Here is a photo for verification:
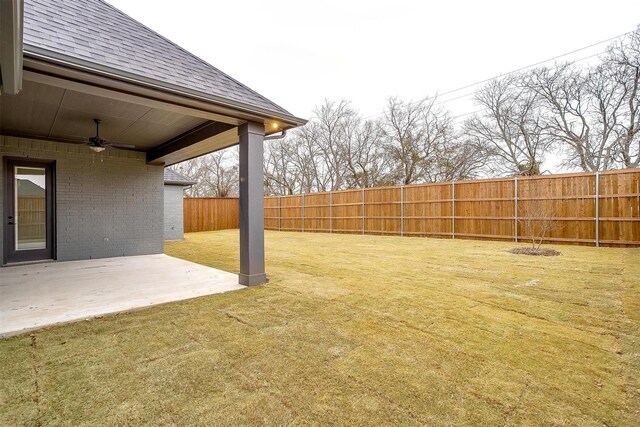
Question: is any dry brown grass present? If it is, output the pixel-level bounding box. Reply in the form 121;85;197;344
1;230;638;426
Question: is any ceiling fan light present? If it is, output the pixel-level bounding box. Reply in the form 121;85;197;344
89;145;106;153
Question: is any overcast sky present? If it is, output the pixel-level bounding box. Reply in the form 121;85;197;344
107;0;639;122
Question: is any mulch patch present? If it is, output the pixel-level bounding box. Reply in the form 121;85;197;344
508;247;561;256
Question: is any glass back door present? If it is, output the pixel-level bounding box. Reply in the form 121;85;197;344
4;159;55;263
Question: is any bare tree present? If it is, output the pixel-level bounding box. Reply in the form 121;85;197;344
313;99;358;191
430;135;488;182
383;96;453;184
173;149;238;197
181;29;640;199
464;74;551;176
170;156;208;197
605;26;640;168
518;200;561;250
342;119;392;188
524;62;623;172
263;124;334;195
264;138;303;195
296;122;333;192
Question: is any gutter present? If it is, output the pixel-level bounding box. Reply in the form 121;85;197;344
0;0;23;95
164;180;197;187
264;129;288;141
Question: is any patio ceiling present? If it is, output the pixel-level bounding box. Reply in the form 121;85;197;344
0;64;278;166
0;0;307;166
1;80;209;151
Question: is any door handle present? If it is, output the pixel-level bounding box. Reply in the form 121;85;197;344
8;222;15;226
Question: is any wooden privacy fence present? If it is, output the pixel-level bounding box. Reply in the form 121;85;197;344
17;196;46;242
263;169;640;247
183;198;239;233
182;170;640;246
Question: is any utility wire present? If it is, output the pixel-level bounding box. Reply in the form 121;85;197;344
433;50;607;110
361;30;633;121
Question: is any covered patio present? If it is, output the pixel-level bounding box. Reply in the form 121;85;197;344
1;0;305;296
0;254;243;337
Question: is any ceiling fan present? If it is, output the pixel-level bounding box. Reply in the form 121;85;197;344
87;119;135;152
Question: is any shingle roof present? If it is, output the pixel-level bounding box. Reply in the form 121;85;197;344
23;0;295;118
164;168;196;186
17;179;45;196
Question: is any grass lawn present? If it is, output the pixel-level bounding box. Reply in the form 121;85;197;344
1;230;639;426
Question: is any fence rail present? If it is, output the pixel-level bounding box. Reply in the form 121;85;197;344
184;169;640;247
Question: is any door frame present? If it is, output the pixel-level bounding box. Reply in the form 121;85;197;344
3;157;56;264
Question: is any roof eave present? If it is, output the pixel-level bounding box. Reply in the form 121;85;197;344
164;180;196;186
0;0;24;95
23;45;308;128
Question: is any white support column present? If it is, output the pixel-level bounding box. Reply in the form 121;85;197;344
238;122;267;286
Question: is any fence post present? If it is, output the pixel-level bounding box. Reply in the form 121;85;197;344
301;193;305;233
400;185;404;237
329;191;333;233
278;196;282;231
595;172;600;247
451;181;455;239
514;176;518;243
362;188;365;235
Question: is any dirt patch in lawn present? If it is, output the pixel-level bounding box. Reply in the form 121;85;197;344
508;247;561;256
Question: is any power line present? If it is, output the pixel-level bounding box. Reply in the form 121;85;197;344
451;109;483;122
432;50;606;108
413;49;623;125
361;29;633;121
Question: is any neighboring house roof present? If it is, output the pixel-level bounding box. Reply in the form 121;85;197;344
22;0;296;120
17;179;45;196
164;169;196;186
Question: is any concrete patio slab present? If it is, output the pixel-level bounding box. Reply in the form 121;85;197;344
0;254;243;337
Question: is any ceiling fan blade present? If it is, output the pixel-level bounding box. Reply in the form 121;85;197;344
106;141;136;149
85;120;136;150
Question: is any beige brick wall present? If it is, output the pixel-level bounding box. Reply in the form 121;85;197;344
0;136;164;263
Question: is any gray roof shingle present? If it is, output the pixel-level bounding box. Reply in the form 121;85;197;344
164;168;196;186
23;0;296;119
